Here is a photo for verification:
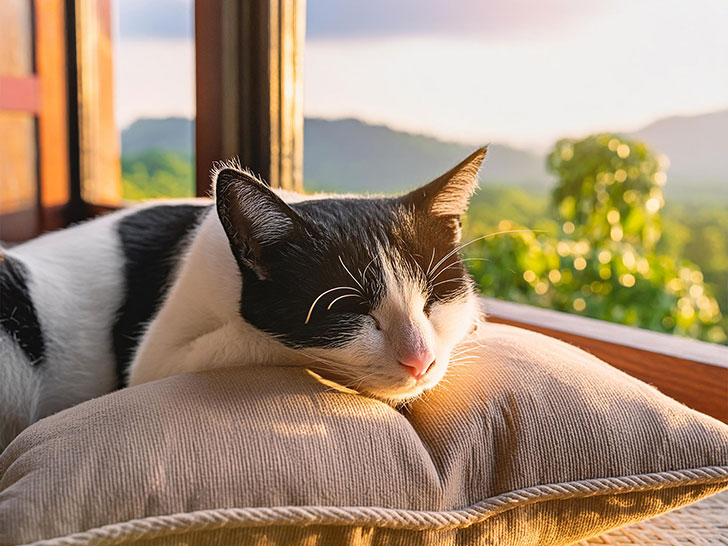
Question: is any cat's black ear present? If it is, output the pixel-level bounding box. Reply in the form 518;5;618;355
402;147;486;217
214;167;303;280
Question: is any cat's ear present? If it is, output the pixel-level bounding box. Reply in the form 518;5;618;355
214;167;303;280
402;147;486;217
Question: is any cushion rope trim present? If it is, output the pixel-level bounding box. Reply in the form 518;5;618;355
25;465;728;546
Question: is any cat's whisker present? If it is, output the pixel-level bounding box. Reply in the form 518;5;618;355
428;258;489;284
338;255;365;292
429;229;541;281
430;278;464;289
361;255;378;281
448;358;475;365
326;293;360;310
304;286;361;325
406;250;427;281
448;356;476;364
451;343;481;353
449;350;477;359
426;248;436;277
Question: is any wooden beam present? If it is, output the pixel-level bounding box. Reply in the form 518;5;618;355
195;0;304;195
73;0;121;206
482;298;728;423
195;0;225;196
35;0;70;215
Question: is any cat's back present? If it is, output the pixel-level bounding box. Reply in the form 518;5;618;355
1;199;211;420
110;200;212;379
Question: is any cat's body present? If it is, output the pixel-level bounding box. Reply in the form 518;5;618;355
0;199;210;447
0;149;486;450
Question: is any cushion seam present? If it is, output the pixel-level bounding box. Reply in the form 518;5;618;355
21;465;728;546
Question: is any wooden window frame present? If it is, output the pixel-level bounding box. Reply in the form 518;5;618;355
195;0;304;195
1;0;304;233
0;0;70;241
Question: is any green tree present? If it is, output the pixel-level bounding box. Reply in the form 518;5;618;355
466;134;726;344
121;151;194;200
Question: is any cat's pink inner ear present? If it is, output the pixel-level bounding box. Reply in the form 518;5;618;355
405;147;486;218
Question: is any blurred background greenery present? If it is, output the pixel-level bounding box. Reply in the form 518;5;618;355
464;134;726;344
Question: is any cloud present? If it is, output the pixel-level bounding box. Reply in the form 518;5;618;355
116;0;595;41
306;0;598;39
118;0;192;39
304;0;728;149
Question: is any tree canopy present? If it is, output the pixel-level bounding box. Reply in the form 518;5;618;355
466;134;725;344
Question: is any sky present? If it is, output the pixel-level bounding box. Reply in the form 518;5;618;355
113;0;728;151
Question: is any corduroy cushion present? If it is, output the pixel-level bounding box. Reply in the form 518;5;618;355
1;323;727;546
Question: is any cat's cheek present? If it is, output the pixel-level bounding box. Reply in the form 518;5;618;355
428;295;478;350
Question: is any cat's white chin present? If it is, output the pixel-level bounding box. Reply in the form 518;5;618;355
305;357;447;403
349;359;450;403
362;381;432;403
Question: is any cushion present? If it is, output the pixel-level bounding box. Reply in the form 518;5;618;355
1;323;727;546
576;489;728;544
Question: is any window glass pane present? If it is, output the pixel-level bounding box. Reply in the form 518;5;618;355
304;1;728;344
0;112;37;212
0;0;33;76
113;0;195;200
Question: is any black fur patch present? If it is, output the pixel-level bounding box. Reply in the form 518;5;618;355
226;195;470;349
0;251;45;365
113;204;210;387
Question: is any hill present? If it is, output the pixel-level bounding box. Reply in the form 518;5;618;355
628;109;728;200
120;110;727;199
302;118;547;194
121;117;194;157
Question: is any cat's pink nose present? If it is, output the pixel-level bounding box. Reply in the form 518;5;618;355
399;352;436;380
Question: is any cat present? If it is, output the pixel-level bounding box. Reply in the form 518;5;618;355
0;148;486;450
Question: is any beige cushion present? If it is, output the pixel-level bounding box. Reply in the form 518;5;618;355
1;323;727;546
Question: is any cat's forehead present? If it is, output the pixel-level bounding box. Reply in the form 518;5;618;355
289;196;466;302
290;196;450;256
292;196;401;235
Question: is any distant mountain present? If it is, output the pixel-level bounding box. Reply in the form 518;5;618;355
628;110;728;196
303;113;728;196
303;118;548;194
120;110;727;198
121;117;194;157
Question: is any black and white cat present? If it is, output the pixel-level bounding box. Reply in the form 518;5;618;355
0;148;486;450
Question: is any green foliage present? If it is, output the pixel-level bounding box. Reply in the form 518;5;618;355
121;151;194;201
548;135;666;250
659;203;728;316
466;134;726;344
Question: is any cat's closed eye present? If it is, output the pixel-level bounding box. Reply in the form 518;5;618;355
370;315;382;330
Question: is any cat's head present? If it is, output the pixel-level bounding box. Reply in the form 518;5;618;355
214;148;486;402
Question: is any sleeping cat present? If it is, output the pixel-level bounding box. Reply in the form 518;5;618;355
0;148;486;450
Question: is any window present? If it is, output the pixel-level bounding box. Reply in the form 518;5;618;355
113;0;196;201
0;0;302;241
303;0;728;344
